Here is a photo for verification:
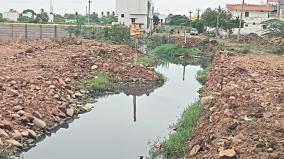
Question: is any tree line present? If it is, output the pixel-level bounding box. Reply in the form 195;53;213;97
0;9;117;25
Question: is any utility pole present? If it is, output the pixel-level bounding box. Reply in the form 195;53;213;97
277;0;281;18
196;9;201;20
237;0;245;43
189;11;192;21
216;5;221;38
88;0;92;25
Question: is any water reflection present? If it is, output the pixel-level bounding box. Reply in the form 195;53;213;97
18;64;201;159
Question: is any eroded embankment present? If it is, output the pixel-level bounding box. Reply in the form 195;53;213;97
188;52;284;158
0;39;161;154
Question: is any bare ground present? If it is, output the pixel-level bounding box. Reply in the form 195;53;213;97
187;52;284;158
0;39;160;151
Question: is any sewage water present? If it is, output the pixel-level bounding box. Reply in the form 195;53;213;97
20;64;202;159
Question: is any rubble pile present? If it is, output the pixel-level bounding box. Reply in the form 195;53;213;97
0;39;160;151
269;37;284;46
187;52;284;158
233;33;268;46
170;36;204;48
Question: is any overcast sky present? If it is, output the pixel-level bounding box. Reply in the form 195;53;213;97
1;0;265;15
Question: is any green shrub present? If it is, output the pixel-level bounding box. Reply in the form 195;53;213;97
137;53;159;66
163;101;204;158
79;72;120;92
272;47;284;55
197;65;212;84
238;46;251;54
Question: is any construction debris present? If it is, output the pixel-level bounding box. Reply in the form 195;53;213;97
187;51;284;158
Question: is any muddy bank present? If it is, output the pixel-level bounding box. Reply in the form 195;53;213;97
0;39;161;153
187;52;284;158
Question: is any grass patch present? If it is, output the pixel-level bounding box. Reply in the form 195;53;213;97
163;101;204;158
272;46;284;55
78;72;120;92
0;150;11;159
197;65;212;84
155;44;202;58
237;46;251;54
137;53;159;66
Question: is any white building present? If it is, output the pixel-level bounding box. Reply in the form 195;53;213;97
2;10;20;21
227;4;275;35
116;0;154;32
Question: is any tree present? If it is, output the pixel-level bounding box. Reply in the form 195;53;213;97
153;15;160;26
262;19;284;38
89;12;99;23
168;15;189;26
201;8;238;33
22;9;36;18
18;9;36;23
54;14;65;23
35;9;49;23
190;20;205;33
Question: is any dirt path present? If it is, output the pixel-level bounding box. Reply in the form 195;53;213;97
0;40;160;152
188;52;284;158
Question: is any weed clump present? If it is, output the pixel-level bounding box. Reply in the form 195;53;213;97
78;72;120;92
154;44;202;58
197;65;212;84
163;101;204;158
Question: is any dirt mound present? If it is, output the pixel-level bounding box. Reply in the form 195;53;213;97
269;37;284;46
230;33;268;46
0;39;160;152
187;52;284;158
170;36;204;48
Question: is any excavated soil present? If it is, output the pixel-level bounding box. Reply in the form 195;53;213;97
187;52;284;158
0;39;160;151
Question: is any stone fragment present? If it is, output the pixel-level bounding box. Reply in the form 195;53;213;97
189;145;201;157
32;118;47;129
219;149;236;159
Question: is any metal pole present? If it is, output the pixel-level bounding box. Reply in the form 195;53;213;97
184;30;187;44
277;0;281;18
40;25;42;40
197;9;201;20
54;25;57;39
88;0;92;25
216;6;221;38
24;24;28;40
237;0;245;43
10;24;14;40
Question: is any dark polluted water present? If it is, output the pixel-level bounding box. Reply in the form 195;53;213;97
19;64;202;159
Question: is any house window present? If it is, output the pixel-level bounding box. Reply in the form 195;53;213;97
245;12;249;17
121;14;124;18
262;25;267;29
131;18;136;23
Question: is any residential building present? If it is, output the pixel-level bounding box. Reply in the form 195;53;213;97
116;0;154;32
267;0;284;18
2;9;20;21
227;4;274;35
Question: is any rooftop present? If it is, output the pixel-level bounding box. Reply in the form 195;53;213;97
226;4;273;11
